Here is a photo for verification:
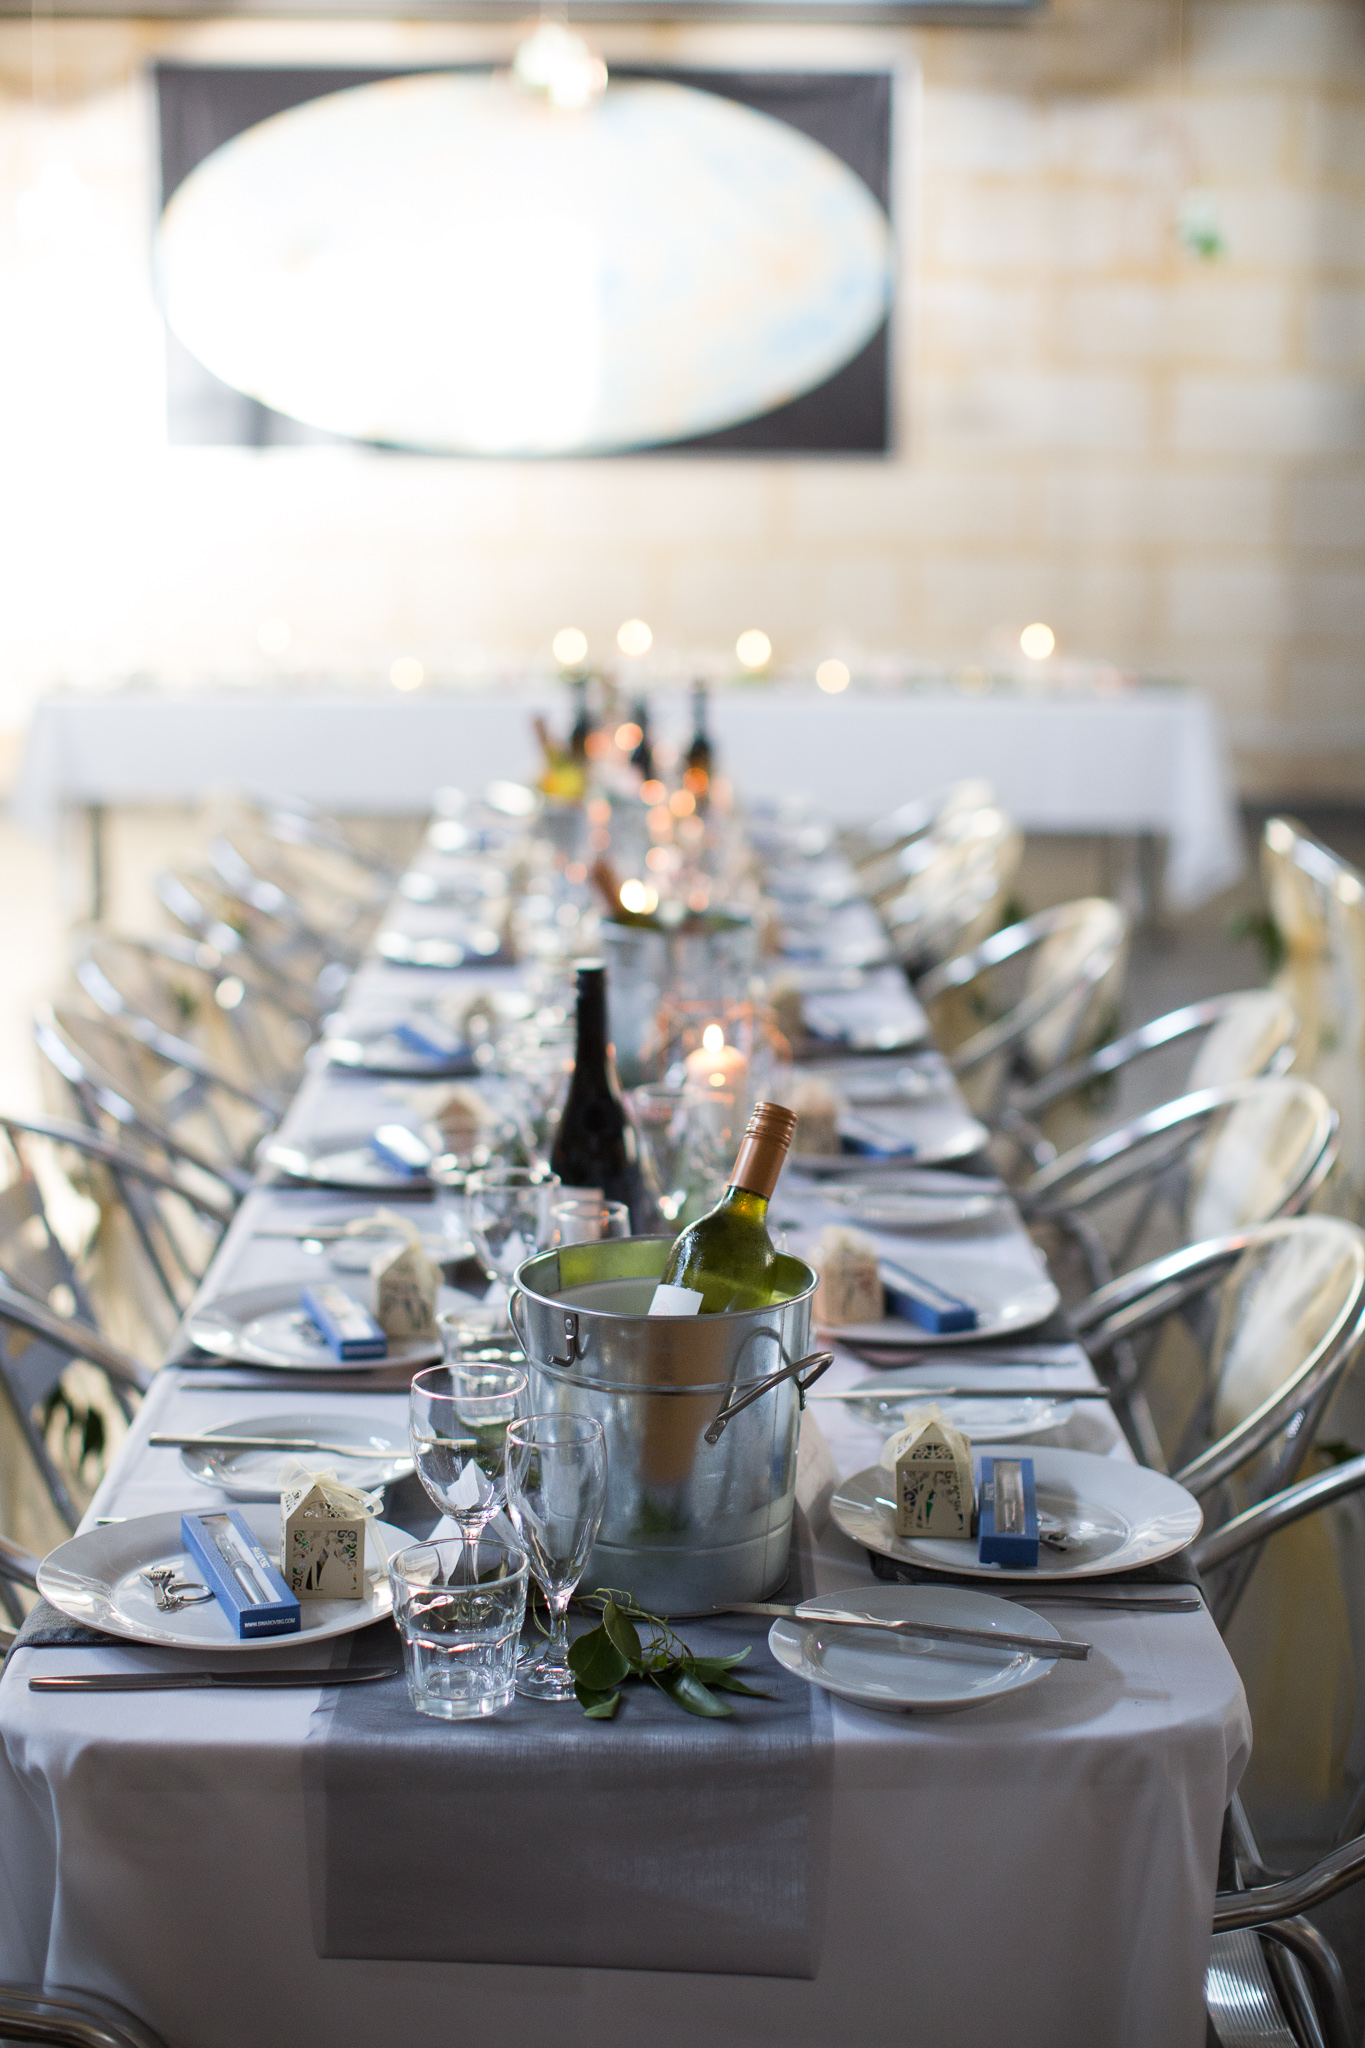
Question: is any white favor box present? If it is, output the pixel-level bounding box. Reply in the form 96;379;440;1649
281;1480;366;1600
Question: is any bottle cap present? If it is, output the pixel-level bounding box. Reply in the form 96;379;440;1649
730;1100;798;1201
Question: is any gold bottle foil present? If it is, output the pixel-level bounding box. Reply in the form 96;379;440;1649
729;1101;797;1200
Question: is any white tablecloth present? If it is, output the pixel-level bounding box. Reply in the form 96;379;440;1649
11;683;1243;910
0;922;1251;2048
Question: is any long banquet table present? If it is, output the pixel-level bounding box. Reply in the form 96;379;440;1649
0;827;1251;2048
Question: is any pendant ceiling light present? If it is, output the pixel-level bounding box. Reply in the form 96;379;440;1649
156;68;892;457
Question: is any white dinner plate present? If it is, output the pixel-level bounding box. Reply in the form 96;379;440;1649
787;1104;989;1174
823;1174;1002;1231
262;1130;432;1191
815;1249;1060;1349
179;1409;413;1499
279;1207;468;1273
184;1282;444;1370
324;1030;477;1079
830;1447;1203;1581
37;1504;415;1652
768;1582;1060;1714
853;1377;1074;1447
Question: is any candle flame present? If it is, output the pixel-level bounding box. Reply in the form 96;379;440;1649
702;1024;725;1053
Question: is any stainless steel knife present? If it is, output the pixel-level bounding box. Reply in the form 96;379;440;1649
28;1666;398;1692
724;1600;1090;1661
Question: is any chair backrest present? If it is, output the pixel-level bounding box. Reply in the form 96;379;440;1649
1260;821;1365;1231
156;866;340;1015
36;1004;266;1182
0;1113;230;1354
879;808;1023;974
1019;898;1129;1076
850;778;996;871
76;931;308;1102
1198;1216;1365;1496
1186;988;1299;1092
0;1274;152;1538
1186;1076;1338;1242
921;897;1128;1091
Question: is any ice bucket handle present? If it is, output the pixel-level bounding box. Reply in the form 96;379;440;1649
508;1289;587;1371
703;1350;834;1447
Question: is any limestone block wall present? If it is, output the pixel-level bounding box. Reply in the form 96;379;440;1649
0;0;1360;795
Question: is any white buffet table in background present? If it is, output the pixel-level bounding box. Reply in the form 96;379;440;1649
11;682;1243;915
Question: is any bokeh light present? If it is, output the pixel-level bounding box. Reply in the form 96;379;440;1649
735;628;771;670
1020;622;1056;661
552;626;588;668
617;618;653;657
816;658;850;694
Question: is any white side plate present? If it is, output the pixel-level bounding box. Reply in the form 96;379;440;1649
179;1409;412;1499
768;1582;1060;1713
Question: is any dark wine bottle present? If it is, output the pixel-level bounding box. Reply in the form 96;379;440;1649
568;675;593;764
684;680;712;798
629;699;654;782
550;960;649;1227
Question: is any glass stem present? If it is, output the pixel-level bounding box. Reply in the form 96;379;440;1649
547;1590;572;1668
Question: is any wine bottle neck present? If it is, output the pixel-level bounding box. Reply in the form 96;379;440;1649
719;1183;770;1226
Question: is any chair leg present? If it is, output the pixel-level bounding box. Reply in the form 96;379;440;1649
1259;1918;1356;2048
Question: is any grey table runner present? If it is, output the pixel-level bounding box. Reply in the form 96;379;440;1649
305;1531;835;1979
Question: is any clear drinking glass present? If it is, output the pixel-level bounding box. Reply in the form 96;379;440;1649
550;1197;630;1246
409;1361;528;1577
388;1533;528;1721
466;1166;561;1308
629;1083;691;1222
505;1414;608;1703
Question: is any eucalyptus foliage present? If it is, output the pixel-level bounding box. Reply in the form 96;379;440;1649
567;1589;775;1721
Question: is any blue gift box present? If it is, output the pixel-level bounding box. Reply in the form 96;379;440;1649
302;1284;388;1361
976;1455;1039;1569
181;1509;301;1640
881;1260;979;1335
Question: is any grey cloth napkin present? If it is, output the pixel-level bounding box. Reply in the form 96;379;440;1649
304;1530;834;1979
6;1598;117;1650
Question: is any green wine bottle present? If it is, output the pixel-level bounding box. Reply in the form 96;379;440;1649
659;1102;798;1314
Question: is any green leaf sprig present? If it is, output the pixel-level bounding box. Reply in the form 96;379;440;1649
567;1589;776;1721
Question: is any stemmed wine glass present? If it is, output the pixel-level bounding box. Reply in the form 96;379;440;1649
466;1166;560;1318
504;1414;608;1702
409;1362;528;1580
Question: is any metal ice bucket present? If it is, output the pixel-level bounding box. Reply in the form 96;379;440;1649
509;1237;830;1614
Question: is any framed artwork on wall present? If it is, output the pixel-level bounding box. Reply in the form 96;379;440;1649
156;60;896;457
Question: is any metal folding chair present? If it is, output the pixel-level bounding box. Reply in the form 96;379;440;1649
0;1983;168;2047
0;1279;152;1536
0;1515;40;1642
155;866;346;1017
1003;988;1299;1170
35;1005;271;1184
1021;1076;1338;1286
873;805;1024;976
75;930;310;1105
1076;1217;1365;1541
916;897;1129;1118
846;777;998;887
0;1114;231;1346
1192;1454;1365;2048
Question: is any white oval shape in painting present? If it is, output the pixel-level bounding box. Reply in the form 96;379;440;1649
156;73;893;456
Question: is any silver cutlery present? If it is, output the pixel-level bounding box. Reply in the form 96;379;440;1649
1001;1590;1200;1611
149;1432;404;1460
28;1667;397;1692
723;1599;1090;1661
806;1385;1112;1403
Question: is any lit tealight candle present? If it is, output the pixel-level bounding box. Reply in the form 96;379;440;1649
684;1022;749;1097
